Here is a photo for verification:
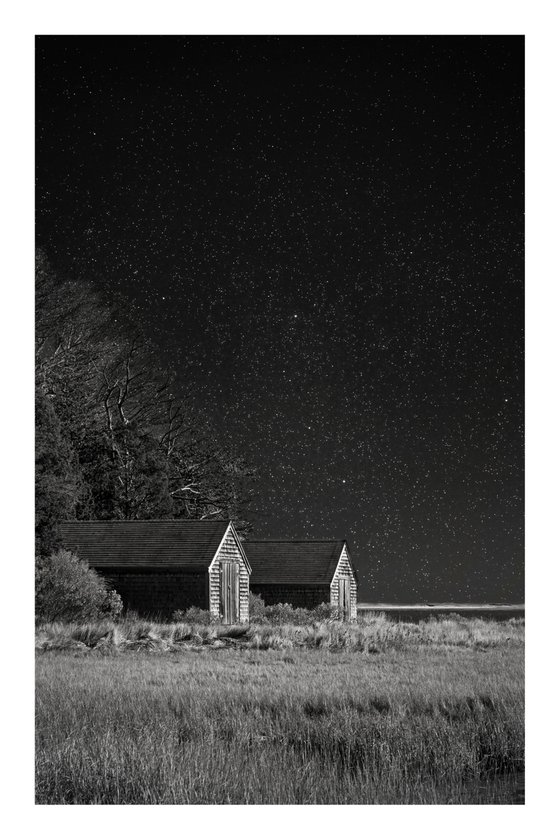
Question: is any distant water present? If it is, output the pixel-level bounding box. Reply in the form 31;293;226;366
357;605;525;623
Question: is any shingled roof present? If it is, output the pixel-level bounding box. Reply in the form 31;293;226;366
60;520;234;569
243;540;347;585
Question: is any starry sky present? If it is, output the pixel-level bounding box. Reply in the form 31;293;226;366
35;35;524;603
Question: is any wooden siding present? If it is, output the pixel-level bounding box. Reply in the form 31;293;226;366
99;569;207;618
209;525;250;622
330;546;358;620
220;561;239;623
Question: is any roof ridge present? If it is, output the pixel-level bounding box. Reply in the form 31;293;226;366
245;539;343;543
61;519;231;524
59;520;236;570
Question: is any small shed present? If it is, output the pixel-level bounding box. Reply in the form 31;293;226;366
244;540;358;620
60;520;251;622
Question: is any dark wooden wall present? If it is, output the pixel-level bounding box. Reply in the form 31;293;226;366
251;584;331;610
98;568;208;618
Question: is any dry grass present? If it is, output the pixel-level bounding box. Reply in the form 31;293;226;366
35;613;525;653
35;616;524;804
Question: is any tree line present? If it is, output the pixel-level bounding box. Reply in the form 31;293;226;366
35;251;255;557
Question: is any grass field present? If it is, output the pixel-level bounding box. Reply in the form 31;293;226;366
35;616;524;804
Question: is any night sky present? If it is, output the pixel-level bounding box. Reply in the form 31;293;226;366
35;36;524;603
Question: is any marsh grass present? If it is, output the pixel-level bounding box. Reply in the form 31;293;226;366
35;616;524;804
35;613;524;653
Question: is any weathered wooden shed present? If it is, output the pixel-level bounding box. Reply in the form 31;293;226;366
244;540;358;621
60;520;251;622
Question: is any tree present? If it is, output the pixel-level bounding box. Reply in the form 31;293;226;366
35;251;256;532
170;442;254;533
36;250;120;409
35;384;83;556
93;336;255;526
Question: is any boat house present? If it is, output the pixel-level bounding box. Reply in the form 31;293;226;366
244;540;358;620
60;520;251;622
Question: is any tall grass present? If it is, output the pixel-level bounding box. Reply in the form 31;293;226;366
35;616;524;804
35;613;525;653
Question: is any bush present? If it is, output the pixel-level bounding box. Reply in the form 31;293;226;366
169;601;343;626
259;602;340;625
36;550;123;623
263;603;301;624
248;591;266;620
171;607;212;624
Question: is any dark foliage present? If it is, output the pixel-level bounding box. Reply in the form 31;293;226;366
36;550;123;622
35;252;255;536
35;384;83;556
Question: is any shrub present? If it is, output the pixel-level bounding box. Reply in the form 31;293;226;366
263;603;300;625
311;602;340;622
261;603;339;625
36;550;123;623
248;591;266;620
171;600;343;626
171;607;212;624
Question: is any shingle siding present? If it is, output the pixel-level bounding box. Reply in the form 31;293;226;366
209;526;250;622
330;545;358;620
101;569;207;618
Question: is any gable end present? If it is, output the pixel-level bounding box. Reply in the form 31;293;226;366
208;522;251;622
330;543;358;620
